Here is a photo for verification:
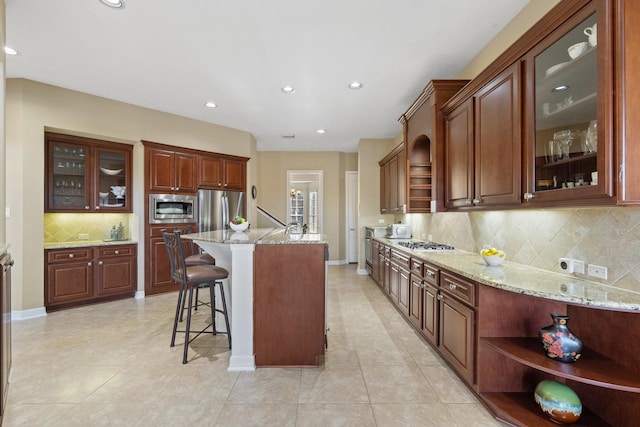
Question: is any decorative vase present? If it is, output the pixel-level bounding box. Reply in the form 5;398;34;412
538;313;583;363
534;380;582;424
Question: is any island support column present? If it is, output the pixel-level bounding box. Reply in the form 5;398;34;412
228;243;256;371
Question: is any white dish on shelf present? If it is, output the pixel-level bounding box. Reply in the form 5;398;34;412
100;167;123;175
104;203;124;207
545;62;570;77
98;191;110;198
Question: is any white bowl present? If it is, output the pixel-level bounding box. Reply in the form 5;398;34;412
482;252;506;266
99;192;110;198
100;167;123;175
229;222;249;231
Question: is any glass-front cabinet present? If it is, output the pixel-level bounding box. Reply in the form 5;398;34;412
46;133;132;212
525;1;613;205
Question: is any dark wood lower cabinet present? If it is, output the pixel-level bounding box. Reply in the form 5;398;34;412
45;244;136;311
438;290;475;385
145;225;180;295
369;242;640;425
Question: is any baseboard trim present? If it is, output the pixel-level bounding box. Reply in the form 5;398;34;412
135;291;145;299
12;306;47;321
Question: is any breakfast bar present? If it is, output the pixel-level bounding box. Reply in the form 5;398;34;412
182;228;328;371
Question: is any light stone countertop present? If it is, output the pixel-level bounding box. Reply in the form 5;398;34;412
44;240;138;249
0;244;9;257
377;238;640;312
182;228;328;245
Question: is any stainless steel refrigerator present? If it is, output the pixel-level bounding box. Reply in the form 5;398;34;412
197;189;246;232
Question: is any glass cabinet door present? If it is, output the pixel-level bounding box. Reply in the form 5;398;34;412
49;142;89;210
528;2;612;203
96;148;128;210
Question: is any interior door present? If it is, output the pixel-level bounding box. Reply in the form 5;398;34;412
346;171;358;264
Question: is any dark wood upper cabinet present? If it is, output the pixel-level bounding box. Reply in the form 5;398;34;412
474;63;522;208
199;154;247;191
400;80;469;213
439;0;640;209
523;0;615;206
379;144;405;214
147;147;197;193
45;133;132;212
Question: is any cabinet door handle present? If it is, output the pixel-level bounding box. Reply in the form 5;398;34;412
68;254;74;258
449;283;457;291
99;261;103;265
437;293;443;301
524;192;535;201
85;206;90;210
472;198;481;205
426;269;435;278
114;250;120;255
95;206;100;210
88;262;92;266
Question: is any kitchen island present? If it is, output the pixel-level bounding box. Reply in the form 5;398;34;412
182;228;328;371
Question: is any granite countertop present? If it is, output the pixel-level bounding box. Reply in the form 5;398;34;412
44;239;138;249
182;228;329;245
376;237;640;311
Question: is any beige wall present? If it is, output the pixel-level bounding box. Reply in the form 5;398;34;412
256;151;357;262
455;0;561;79
356;137;397;268
0;0;6;244
6;79;257;311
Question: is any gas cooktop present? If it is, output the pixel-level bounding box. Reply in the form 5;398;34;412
397;241;455;252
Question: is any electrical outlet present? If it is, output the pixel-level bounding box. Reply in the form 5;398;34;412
559;258;574;273
79;233;90;240
427;234;432;242
588;264;608;280
378;219;385;224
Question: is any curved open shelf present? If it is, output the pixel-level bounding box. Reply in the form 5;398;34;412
481;337;640;393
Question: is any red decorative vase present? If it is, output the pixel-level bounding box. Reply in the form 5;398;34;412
538;314;583;363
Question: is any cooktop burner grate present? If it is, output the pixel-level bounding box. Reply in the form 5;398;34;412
397;241;455;251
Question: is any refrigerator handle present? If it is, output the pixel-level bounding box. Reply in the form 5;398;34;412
222;196;228;228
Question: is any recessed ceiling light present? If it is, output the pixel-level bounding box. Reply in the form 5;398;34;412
552;85;569;92
100;0;124;8
281;134;296;139
204;101;217;108
281;86;295;94
348;81;363;90
316;129;326;134
4;46;18;56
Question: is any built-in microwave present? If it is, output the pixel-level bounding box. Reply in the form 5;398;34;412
149;194;197;224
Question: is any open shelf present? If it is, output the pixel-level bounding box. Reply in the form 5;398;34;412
482;337;640;393
481;392;611;426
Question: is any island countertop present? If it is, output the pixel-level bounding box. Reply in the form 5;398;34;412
182;228;328;245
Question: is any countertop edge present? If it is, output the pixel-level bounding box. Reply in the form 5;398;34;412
44;240;138;249
375;237;640;312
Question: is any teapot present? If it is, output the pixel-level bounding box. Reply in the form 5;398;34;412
584;23;597;47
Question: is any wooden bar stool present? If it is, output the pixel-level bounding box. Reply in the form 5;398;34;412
173;225;215;319
162;229;231;364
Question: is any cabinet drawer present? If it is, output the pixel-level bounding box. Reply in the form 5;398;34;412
390;250;410;271
46;248;93;264
97;245;137;258
441;273;476;306
423;263;439;287
410;258;423;276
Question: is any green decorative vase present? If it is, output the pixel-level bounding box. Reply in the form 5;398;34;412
534;380;582;424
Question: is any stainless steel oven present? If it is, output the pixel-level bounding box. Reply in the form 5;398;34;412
149;194;197;224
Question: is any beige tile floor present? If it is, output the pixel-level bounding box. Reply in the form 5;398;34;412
3;265;503;426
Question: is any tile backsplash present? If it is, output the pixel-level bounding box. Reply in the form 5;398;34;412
44;213;133;243
405;207;640;295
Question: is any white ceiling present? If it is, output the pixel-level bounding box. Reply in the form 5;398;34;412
5;0;530;152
